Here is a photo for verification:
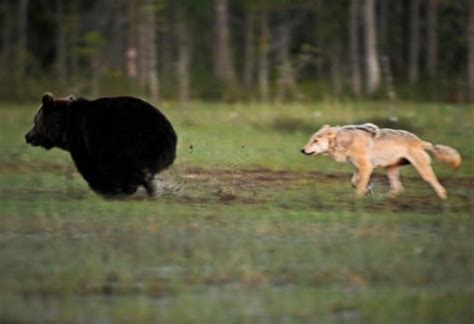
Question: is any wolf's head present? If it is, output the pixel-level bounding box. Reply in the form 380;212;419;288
300;124;338;156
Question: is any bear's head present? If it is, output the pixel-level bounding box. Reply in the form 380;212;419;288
25;92;74;151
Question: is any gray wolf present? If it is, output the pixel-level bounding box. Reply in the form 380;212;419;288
301;123;461;199
25;92;177;196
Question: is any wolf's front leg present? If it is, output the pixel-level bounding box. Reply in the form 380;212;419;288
352;169;378;194
355;163;373;197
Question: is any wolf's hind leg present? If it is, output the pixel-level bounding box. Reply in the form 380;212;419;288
385;166;404;196
408;150;447;199
350;170;360;188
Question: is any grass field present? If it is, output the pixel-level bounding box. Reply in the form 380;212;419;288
0;100;473;323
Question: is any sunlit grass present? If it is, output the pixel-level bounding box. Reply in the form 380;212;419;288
0;100;473;323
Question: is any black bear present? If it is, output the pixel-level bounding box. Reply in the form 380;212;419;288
25;92;177;196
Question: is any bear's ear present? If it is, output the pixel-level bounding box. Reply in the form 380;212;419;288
66;95;76;102
42;92;55;105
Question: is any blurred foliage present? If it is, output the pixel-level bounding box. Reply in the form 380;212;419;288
0;0;472;102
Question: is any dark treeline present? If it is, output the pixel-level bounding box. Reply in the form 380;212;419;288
0;0;473;102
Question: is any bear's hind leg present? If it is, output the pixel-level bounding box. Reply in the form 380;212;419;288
143;180;156;197
121;184;139;195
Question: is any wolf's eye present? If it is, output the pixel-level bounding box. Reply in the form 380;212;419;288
313;139;318;143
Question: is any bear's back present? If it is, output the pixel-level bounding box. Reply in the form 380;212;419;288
70;96;176;147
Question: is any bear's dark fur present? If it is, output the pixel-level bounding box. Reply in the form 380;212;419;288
25;93;177;196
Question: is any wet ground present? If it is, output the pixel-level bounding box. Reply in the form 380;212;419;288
1;101;472;323
2;159;472;214
167;167;474;213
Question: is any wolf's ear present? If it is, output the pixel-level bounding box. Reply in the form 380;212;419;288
318;124;331;132
42;92;55;105
326;126;340;139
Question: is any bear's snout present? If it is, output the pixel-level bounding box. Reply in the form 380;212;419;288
25;132;33;144
25;130;38;145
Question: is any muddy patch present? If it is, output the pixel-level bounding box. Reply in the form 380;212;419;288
4;164;473;214
168;167;473;214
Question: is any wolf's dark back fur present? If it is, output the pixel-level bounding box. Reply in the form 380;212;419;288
342;123;380;137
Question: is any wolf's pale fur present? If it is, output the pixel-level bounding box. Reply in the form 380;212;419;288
301;123;461;199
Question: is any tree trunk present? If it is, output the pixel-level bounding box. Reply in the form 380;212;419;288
69;0;80;84
91;55;100;97
364;0;380;94
276;22;290;102
16;0;28;79
1;0;12;79
391;0;404;77
276;21;302;102
258;6;269;102
378;0;388;55
243;10;256;89
426;0;438;78
330;43;342;96
160;5;172;82
349;0;362;97
381;55;398;121
176;5;190;103
469;0;474;102
136;0;159;101
214;0;236;83
56;0;67;86
126;1;138;78
408;0;421;83
144;0;159;102
137;12;147;95
108;0;126;72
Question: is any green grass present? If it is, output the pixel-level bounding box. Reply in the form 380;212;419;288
0;100;473;323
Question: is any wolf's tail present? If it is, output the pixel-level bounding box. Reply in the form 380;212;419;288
423;141;462;170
